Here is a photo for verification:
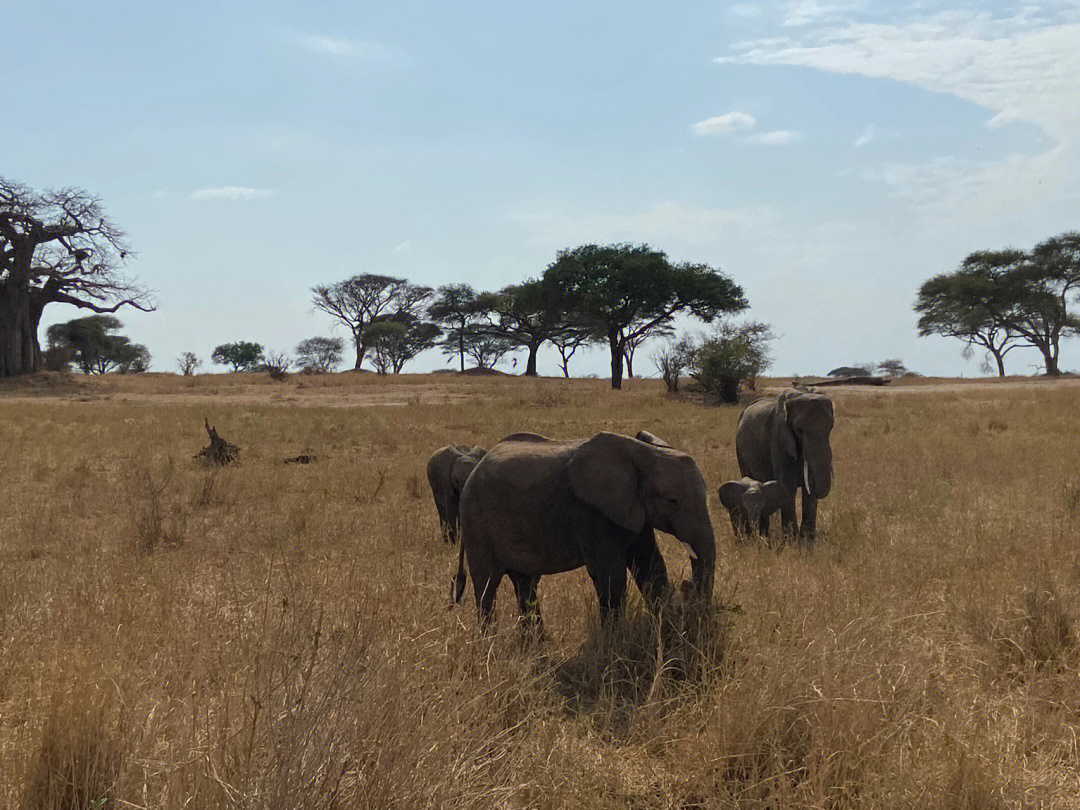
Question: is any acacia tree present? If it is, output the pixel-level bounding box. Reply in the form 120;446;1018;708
1015;235;1080;376
211;341;263;372
624;323;674;378
428;284;483;372
295;336;344;372
475;281;571;376
312;274;432;369
363;317;441;374
542;243;747;389
46;314;149;374
457;328;517;370
0;178;151;378
915;255;1027;377
550;325;594;378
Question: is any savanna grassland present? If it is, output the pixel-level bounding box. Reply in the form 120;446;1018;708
2;371;1080;809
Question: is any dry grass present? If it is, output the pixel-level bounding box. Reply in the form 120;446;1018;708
2;372;1080;808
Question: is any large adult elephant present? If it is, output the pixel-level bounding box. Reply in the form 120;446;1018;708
456;431;715;631
735;389;834;541
426;445;486;544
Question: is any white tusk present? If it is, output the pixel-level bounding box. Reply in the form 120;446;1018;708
687;545;698;560
803;459;813;498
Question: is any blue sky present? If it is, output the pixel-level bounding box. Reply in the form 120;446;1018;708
4;0;1080;376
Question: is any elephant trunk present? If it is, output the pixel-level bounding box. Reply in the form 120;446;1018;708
685;523;716;597
801;439;833;499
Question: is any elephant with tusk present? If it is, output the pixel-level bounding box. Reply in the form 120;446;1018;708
735;389;834;541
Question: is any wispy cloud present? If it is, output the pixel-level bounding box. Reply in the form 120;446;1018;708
693;111;757;136
190;187;275;202
297;33;398;65
854;123;875;148
717;6;1080;226
392;239;411;253
753;129;801;145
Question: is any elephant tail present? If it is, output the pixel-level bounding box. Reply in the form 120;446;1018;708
451;531;468;605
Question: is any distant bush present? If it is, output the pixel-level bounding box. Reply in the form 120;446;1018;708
689;321;774;404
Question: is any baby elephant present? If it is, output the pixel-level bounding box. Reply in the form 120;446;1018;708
718;477;785;538
427;445;486;544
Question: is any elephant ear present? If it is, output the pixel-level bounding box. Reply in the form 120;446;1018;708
718;479;750;511
776;391;799;458
759;480;784;510
635;430;672;448
567;433;646;533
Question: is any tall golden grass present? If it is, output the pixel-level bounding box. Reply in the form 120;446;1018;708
2;372;1079;808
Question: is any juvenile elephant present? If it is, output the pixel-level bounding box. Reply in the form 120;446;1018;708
426;445;486;544
718;477;784;538
735;389;834;541
456;431;715;631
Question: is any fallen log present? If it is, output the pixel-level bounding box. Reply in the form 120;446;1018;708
804;375;892;387
195;418;240;465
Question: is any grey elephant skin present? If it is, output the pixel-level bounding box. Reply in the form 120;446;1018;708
426;445;486;544
735;389;834;540
456;431;715;630
718;477;784;538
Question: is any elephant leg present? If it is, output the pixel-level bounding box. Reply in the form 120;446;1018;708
472;570;501;632
779;494;799;539
757;513;770;537
626;528;670;610
509;572;544;639
799;494;819;543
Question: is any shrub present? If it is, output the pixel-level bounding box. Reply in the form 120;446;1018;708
690;321;774;404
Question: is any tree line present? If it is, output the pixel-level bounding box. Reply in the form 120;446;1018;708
5;176;1079;384
311;243;746;389
915;233;1080;376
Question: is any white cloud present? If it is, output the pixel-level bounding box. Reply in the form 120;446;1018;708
392;239;411;253
693;111;757;136
717;6;1080;226
782;0;861;28
189;187;275;202
720;10;1080;142
151;190;167;200
753;129;801;145
299;34;397;65
854;123;875;147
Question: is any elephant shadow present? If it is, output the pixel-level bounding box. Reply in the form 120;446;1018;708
546;594;736;728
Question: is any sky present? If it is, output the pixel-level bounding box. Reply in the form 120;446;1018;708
3;0;1080;377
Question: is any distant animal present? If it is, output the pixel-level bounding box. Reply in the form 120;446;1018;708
735;389;834;541
456;431;715;632
718;477;785;538
426;445;486;544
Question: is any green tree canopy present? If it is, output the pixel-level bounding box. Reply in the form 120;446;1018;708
474;280;572;376
312;274;432;369
690;320;774;404
45;315;149;374
428;284;483;372
363;317;441;374
211;341;264;372
541;243;747;388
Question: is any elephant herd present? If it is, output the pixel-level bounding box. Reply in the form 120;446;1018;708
426;388;835;632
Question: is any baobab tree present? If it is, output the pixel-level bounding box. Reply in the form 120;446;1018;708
0;177;151;377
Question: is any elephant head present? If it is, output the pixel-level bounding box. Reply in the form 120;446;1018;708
567;432;715;596
776;389;834;499
718;477;784;535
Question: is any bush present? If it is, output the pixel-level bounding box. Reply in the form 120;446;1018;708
652;337;696;393
690;321;774;404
